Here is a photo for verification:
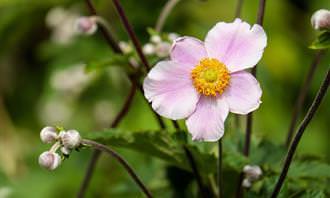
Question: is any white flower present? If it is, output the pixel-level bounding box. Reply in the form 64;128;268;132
151;35;162;43
243;165;263;181
45;7;67;28
40;126;58;144
119;41;132;54
242;178;252;188
38;151;61;170
74;16;98;35
60;146;71;155
61;130;81;149
143;43;155;55
311;9;330;30
155;42;171;58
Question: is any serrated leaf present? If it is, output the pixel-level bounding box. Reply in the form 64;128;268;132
288;161;330;180
85;54;132;73
310;31;330;50
83;129;247;174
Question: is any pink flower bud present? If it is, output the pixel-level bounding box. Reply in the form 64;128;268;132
40;126;58;144
61;130;81;149
38;151;61;170
61;147;71;155
311;9;330;30
243;165;263;181
75;17;97;35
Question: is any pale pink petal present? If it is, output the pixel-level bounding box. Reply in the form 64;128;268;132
143;60;199;120
205;18;267;72
223;71;262;114
186;96;229;142
170;36;207;67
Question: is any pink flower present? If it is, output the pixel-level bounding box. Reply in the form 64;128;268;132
143;19;267;141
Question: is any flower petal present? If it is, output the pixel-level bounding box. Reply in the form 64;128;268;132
186;96;229;142
143;60;199;120
205;18;267;72
223;71;262;114
170;36;207;67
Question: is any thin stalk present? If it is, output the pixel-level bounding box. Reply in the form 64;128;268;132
155;0;181;32
234;0;244;18
183;146;206;197
85;0;121;53
271;69;329;198
111;0;150;71
81;139;153;198
172;120;180;130
217;139;223;198
285;51;325;147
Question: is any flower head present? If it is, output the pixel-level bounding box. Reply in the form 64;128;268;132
40;126;58;144
61;130;81;149
143;19;267;141
38;151;61;170
311;9;330;30
74;16;98;35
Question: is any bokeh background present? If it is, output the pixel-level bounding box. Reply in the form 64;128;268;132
0;0;329;197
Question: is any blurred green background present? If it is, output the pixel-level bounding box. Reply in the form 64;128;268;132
0;0;329;197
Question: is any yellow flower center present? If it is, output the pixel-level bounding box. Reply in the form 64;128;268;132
191;58;230;97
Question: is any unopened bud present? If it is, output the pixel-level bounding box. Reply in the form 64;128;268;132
168;33;179;41
75;17;98;35
61;130;81;149
311;9;330;30
242;178;252;188
151;35;162;43
40;126;58;144
143;43;155;55
243;165;263;181
119;41;132;54
155;42;171;58
38;151;61;170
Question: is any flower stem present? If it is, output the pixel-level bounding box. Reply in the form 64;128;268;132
217;139;224;198
155;0;181;32
183;146;207;197
271;69;329;198
285;50;325;147
111;0;150;71
85;0;121;53
81;139;153;198
234;0;244;18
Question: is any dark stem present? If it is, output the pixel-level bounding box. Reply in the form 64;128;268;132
172;120;180;130
81;139;153;198
256;0;266;26
86;0;121;53
234;0;244;18
272;69;330;197
217;139;224;198
183;146;206;197
271;69;329;198
111;0;150;71
285;50;324;147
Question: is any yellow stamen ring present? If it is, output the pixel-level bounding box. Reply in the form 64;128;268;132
191;58;230;97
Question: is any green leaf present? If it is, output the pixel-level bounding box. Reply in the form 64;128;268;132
83;129;247;174
310;31;330;50
288;161;330;180
85;54;132;73
301;190;326;198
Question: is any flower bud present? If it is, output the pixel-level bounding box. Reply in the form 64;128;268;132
243;165;263;181
168;33;179;41
74;17;98;35
40;126;58;144
151;35;162;43
38;151;61;170
155;42;171;58
242;178;252;188
61;130;81;149
311;9;330;30
143;43;155;55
